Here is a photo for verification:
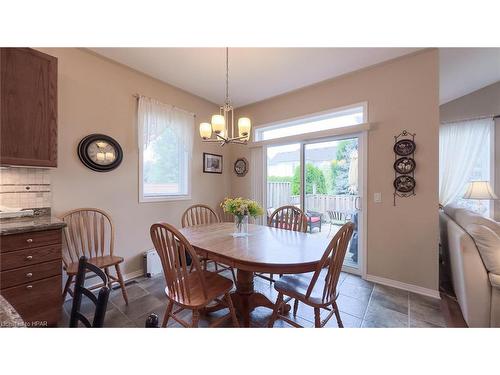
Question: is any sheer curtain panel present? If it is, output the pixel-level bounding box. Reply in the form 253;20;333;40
439;118;493;206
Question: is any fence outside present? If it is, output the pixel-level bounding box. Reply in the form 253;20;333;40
267;181;291;209
267;181;358;215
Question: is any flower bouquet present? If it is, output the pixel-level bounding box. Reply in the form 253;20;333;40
221;197;264;237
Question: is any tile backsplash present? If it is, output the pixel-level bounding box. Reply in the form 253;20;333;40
0;167;51;210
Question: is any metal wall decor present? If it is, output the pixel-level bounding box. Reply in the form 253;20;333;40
393;130;416;205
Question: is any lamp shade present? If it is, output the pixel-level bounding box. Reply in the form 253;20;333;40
211;115;225;134
199;122;212;139
463;181;498;200
238;117;251;140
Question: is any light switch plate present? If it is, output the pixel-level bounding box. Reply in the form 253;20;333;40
374;192;382;203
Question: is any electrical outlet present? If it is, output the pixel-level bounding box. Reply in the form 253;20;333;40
374;192;382;203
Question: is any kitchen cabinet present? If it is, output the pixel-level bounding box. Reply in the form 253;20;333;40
0;48;58;167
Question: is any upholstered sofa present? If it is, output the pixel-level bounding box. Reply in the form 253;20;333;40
440;205;500;327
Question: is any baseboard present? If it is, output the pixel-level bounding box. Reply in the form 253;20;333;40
365;274;441;299
124;269;145;282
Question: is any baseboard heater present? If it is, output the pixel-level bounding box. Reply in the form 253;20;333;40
143;249;162;278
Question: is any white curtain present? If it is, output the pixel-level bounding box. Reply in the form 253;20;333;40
439;118;493;206
138;96;194;155
250;146;265;225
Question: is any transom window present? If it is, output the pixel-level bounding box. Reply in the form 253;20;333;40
254;104;366;142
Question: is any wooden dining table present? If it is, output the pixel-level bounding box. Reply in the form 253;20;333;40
179;222;331;327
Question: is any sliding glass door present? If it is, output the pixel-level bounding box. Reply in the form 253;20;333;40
266;143;301;216
265;134;363;272
304;137;360;269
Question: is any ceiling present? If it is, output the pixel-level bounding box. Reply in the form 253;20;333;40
439;48;500;104
90;48;500;107
90;48;419;107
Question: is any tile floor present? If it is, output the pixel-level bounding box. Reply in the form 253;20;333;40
59;270;446;328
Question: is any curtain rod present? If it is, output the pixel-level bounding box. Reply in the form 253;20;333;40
441;114;499;125
133;93;196;117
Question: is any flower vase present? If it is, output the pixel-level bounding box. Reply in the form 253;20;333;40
233;214;249;237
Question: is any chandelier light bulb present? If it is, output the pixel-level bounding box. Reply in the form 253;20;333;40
211;114;225;134
199;122;212;140
238;117;251;140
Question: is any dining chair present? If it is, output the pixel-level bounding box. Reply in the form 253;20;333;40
327;210;346;236
69;256;110;328
181;204;236;282
60;208;128;305
259;205;308;284
268;222;355;328
150;222;239;328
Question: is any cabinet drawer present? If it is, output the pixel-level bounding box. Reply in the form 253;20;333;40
0;244;61;271
1;275;61;327
1;229;62;252
1;260;61;289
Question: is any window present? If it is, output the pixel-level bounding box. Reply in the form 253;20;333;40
455;130;493;216
254;103;366;141
138;96;194;202
439;118;494;217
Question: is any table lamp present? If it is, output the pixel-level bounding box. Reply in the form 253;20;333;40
463;181;498;215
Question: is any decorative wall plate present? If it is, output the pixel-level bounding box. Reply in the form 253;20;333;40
393;139;416;156
78;134;123;172
393;157;416;174
234;157;249;177
393;175;416;193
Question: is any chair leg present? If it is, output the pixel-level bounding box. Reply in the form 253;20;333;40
293;299;299;317
267;292;284;328
191;310;200;328
269;273;274;285
333;301;343;328
162;300;174;328
104;267;113;289
314;307;321;328
114;264;129;305
230;267;237;284
62;275;74;300
225;293;239;328
214;262;218;271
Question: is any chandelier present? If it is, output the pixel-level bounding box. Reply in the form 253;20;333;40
199;48;251;146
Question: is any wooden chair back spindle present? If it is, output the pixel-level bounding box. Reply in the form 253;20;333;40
150;223;208;303
306;222;354;304
181;204;220;228
268;205;308;233
61;208;114;270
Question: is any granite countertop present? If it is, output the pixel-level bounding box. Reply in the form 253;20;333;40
0;215;66;236
0;295;25;328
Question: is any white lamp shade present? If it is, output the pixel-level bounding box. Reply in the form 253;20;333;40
211;115;225;134
463;181;498;200
238;117;251;140
199;122;212;139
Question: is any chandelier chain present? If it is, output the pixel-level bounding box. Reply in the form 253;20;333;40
225;47;229;104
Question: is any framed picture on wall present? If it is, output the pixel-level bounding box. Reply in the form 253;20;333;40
203;152;223;174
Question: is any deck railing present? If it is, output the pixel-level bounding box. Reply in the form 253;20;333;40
267;181;358;215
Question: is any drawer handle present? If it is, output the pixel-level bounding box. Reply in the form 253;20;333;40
26;255;33;260
26;285;33;290
26;273;33;278
26;238;33;243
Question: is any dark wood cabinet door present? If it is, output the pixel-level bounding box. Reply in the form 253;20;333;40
0;48;57;167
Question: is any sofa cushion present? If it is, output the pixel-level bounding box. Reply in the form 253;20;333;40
455;210;500;237
467;224;500;274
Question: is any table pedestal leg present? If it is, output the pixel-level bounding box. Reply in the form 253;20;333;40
230;269;290;327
